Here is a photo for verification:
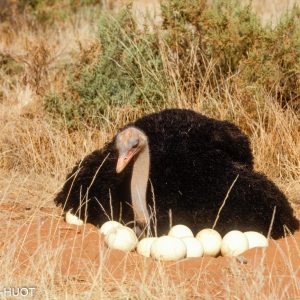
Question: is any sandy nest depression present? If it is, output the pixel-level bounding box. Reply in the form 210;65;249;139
2;201;299;299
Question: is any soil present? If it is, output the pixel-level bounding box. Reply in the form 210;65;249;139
2;201;299;299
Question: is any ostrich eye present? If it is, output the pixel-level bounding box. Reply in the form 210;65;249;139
131;139;139;149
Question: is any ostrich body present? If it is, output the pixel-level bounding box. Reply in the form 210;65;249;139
54;109;299;238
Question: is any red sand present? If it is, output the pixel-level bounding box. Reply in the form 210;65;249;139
7;217;300;298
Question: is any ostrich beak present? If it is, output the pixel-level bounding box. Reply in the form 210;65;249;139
116;148;138;173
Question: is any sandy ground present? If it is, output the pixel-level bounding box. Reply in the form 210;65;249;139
1;199;299;299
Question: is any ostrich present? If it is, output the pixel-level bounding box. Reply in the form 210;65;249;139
54;109;299;238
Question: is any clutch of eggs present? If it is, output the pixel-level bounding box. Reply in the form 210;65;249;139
101;221;268;260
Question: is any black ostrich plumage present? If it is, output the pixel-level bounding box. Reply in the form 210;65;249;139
54;109;299;238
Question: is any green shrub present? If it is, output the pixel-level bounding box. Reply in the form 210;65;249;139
160;0;264;103
238;6;300;108
45;11;168;128
163;0;262;72
44;0;300;128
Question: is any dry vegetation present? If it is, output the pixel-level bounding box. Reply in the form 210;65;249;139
0;0;299;299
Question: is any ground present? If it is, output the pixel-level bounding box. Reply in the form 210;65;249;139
0;170;299;299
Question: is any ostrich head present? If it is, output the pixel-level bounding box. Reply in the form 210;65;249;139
115;127;148;173
115;127;150;231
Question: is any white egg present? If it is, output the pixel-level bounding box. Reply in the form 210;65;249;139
221;230;249;257
195;228;222;257
150;236;187;261
100;220;123;236
244;231;268;249
65;211;84;226
105;226;138;252
137;237;158;257
168;224;194;239
182;237;204;258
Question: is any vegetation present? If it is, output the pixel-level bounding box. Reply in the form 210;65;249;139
45;11;168;128
0;0;299;298
43;0;300;129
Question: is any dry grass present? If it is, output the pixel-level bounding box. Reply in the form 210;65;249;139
0;0;299;299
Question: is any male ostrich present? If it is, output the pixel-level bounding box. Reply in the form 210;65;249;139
54;109;299;239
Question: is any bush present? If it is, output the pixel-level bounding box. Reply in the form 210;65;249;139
45;10;168;128
163;0;262;72
237;6;300;108
160;0;264;103
44;0;300;128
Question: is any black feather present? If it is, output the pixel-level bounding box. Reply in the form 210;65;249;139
54;109;299;238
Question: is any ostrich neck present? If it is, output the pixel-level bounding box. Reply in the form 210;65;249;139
131;144;150;226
